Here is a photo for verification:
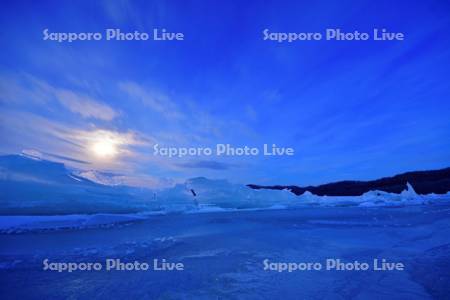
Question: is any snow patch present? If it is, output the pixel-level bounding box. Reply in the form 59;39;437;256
0;213;148;232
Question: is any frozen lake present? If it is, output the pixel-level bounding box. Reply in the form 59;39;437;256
1;203;450;299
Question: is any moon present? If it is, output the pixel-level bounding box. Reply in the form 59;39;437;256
92;138;117;158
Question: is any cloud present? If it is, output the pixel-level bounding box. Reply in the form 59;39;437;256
118;81;183;120
0;75;260;186
21;149;91;165
68;128;150;157
0;74;119;121
175;160;236;170
54;89;118;121
101;0;143;26
117;81;259;147
1;108;175;188
0;109;151;170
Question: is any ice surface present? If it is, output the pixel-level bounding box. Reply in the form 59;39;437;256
1;203;450;298
1;157;450;298
0;213;151;232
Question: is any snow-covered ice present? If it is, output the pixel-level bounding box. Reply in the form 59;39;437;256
1;202;450;299
2;155;450;298
1;179;449;232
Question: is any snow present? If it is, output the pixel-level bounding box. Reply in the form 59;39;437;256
1;203;450;298
155;177;298;212
1;180;449;232
3;155;449;217
0;213;150;232
1;156;450;297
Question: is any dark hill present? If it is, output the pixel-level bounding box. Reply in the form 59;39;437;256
248;167;450;196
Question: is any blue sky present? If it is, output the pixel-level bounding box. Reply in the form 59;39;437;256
1;0;450;187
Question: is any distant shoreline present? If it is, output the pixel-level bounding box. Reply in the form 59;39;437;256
248;167;450;196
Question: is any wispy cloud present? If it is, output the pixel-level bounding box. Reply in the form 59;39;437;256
21;149;91;165
0;108;177;187
0;109;147;167
119;81;183;120
101;0;144;26
176;160;236;170
0;74;119;121
118;81;258;145
54;89;118;121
